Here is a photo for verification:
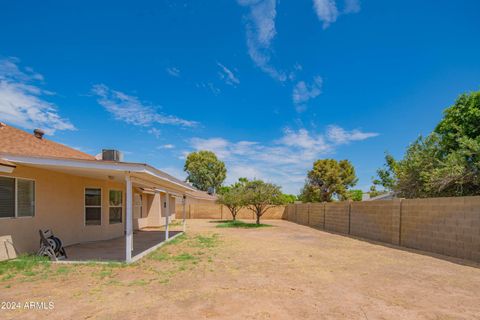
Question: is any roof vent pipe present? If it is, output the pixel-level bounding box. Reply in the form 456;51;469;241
33;129;45;139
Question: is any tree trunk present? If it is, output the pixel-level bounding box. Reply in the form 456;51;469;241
256;214;260;225
232;213;236;221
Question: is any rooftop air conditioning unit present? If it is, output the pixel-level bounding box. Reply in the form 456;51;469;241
102;149;124;162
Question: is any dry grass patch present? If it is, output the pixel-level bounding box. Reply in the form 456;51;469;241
0;232;221;290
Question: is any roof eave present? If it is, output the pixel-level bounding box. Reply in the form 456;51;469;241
1;153;195;192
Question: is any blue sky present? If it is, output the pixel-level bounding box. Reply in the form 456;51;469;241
1;0;479;194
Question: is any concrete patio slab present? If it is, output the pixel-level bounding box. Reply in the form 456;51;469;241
64;230;182;262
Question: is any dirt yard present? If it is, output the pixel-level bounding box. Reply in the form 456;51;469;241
1;219;480;319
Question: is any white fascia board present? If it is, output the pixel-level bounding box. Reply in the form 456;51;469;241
154;188;183;197
0;164;15;173
143;166;195;192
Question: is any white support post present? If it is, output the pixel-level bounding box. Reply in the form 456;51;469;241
125;174;133;262
165;192;170;240
182;195;186;232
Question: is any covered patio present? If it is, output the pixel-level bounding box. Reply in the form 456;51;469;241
64;230;183;262
1;154;194;262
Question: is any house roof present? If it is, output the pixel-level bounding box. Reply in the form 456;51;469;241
0;123;95;160
187;189;218;201
0;122;196;193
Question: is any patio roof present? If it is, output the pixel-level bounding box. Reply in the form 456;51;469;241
0;153;196;193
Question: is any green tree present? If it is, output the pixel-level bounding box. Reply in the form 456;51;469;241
279;194;297;204
373;154;398;191
216;185;244;221
184;151;227;192
346;189;363;201
242;179;285;224
368;185;387;198
374;91;480;198
299;159;358;202
435;91;480;152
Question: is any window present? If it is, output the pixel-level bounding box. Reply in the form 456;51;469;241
0;177;35;218
0;177;15;218
109;190;123;224
85;188;101;225
17;179;35;217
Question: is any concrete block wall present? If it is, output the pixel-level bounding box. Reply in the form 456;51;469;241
309;203;325;229
350;200;401;245
284;196;480;263
190;204;223;219
296;204;310;226
287;205;296;222
175;204;286;220
324;202;350;234
401;197;480;261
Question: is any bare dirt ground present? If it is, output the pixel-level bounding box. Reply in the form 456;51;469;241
1;219;480;319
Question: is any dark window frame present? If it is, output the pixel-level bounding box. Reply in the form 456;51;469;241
85;187;102;226
0;176;35;219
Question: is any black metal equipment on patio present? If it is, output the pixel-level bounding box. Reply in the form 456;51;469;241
37;229;67;261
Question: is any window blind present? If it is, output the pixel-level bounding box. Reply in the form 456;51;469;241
0;177;15;218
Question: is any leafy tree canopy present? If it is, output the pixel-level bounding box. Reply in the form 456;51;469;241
279;193;297;204
374;91;480;198
242;179;285;224
299;159;358;202
184;150;226;192
346;189;363;201
216;182;245;221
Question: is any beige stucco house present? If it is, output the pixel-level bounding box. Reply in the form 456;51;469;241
0;122;213;262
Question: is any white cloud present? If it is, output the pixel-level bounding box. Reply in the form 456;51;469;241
237;0;286;81
149;128;161;138
195;82;221;95
189;137;231;159
186;125;377;194
217;63;240;86
292;76;323;112
158;144;175;149
227;164;263;184
313;0;361;29
326;125;379;144
0;57;75;135
277;128;330;155
166;67;180;77
92;84;198;130
313;0;339;29
159;166;187;181
344;0;361;14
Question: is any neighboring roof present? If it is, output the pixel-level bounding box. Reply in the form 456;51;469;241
366;191;396;201
0;123;95;160
186;189;218;201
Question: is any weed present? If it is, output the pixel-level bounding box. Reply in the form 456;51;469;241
96;268;113;279
128;279;148;286
104;279;121;286
22;270;37;277
194;234;220;248
149;251;171;261
56;266;71;274
166;234;187;246
173;253;196;262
